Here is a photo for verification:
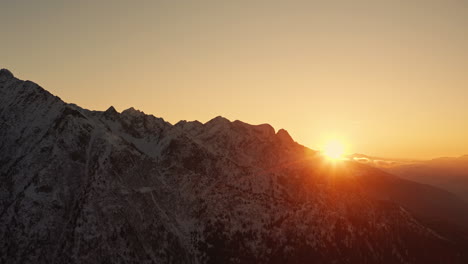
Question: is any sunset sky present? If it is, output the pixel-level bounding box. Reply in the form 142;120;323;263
2;0;467;159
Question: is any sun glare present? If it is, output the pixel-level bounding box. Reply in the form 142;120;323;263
322;140;345;160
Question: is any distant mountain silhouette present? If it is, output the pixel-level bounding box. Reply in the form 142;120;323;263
350;153;468;203
385;156;468;203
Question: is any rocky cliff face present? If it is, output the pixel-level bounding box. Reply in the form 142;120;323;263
0;69;463;263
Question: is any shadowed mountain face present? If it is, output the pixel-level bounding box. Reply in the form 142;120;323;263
0;69;466;263
349;154;468;203
385;157;468;203
349;154;468;255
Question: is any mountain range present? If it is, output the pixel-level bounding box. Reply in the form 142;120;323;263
1;68;467;263
349;154;468;203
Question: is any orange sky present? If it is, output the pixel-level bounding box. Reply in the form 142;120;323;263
2;0;468;159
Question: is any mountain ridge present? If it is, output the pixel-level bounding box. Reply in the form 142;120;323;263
0;69;466;263
349;152;468;203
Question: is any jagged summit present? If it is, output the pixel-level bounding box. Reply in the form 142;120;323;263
175;119;203;128
103;106;119;120
252;123;275;137
231;120;275;136
0;68;14;79
121;107;145;117
277;128;294;143
205;115;230;126
105;106;118;113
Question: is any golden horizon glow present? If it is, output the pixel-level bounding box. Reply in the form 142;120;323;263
2;1;468;159
322;140;346;160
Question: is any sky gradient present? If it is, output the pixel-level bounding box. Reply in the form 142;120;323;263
2;0;468;159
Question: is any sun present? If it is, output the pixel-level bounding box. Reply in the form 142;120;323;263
322;140;345;160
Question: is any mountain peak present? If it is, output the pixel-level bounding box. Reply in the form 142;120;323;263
105;106;118;114
205;115;230;126
277;128;293;143
252;123;275;137
0;68;14;79
103;106;119;119
175;119;203;127
122;107;144;117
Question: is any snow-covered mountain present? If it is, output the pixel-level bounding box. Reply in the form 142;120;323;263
0;69;465;263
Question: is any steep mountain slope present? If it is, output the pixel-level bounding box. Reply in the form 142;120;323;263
340;161;468;230
0;69;464;263
348;153;468;228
